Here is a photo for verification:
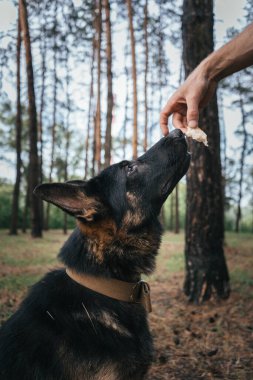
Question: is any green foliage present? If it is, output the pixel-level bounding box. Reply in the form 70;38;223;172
48;206;75;229
0;181;76;229
0;182;14;228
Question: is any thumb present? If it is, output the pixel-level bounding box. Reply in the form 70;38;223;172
186;97;199;128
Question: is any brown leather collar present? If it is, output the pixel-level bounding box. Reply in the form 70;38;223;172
66;268;152;313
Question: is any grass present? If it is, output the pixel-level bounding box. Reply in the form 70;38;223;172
0;229;67;321
0;229;253;379
1;229;252;306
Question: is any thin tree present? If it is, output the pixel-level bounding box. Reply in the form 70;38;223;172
63;50;71;235
170;192;174;231
19;0;42;237
126;0;138;159
174;185;179;234
182;0;229;303
22;174;30;233
85;33;96;179
10;10;22;235
94;0;102;173
104;0;113;168
45;0;58;230
143;0;149;152
38;12;47;229
218;90;227;220
235;79;248;233
174;62;184;235
122;36;130;159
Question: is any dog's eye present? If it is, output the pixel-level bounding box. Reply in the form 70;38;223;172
127;165;138;176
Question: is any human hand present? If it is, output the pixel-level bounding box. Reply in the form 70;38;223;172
160;65;217;135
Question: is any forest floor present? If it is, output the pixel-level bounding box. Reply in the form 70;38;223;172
0;230;253;379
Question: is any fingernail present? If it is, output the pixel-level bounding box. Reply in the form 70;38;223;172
188;120;198;128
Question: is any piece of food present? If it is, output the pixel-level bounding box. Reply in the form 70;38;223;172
185;126;208;146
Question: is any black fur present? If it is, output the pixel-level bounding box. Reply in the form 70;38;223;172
0;129;190;379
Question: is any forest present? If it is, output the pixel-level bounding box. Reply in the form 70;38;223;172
0;0;253;378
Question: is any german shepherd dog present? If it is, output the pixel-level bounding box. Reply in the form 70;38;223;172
0;129;190;380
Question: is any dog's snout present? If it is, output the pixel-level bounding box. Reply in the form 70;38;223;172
170;129;184;139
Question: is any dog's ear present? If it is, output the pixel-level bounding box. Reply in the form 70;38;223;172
34;183;105;222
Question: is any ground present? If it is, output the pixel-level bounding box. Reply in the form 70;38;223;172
0;230;252;379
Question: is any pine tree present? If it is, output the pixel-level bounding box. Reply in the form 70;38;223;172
182;0;229;303
126;0;138;159
19;0;42;237
10;9;22;235
104;0;113;168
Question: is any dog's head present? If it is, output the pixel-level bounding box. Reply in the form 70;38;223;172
35;129;189;275
34;129;190;231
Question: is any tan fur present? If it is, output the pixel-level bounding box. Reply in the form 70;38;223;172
76;194;105;221
58;344;118;379
76;189;160;265
77;219;117;263
95;365;118;380
123;192;144;227
97;311;132;338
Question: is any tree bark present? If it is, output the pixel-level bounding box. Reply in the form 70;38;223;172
126;0;138;159
19;0;42;237
104;0;113;168
22;176;30;233
143;0;148;152
122;38;130;159
182;0;229;303
170;191;174;231
45;1;58;230
174;185;179;234
235;83;247;233
94;0;102;173
10;10;22;235
218;90;227;225
63;51;71;235
38;17;47;230
85;33;95;179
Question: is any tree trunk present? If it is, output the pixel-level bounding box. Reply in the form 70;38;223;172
63;52;71;235
45;1;58;230
143;0;148;152
22;176;30;233
94;0;102;173
19;0;42;237
126;0;138;159
182;0;229;303
170;191;174;231
158;2;163;114
10;11;22;236
85;33;95;179
104;0;113;168
38;18;47;230
235;85;247;233
218;90;227;230
174;184;179;234
122;38;130;159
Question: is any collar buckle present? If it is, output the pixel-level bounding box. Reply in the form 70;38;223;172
130;280;152;313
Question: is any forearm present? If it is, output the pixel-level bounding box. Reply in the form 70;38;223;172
200;23;253;82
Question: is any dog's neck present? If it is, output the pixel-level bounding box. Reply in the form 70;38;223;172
59;220;162;282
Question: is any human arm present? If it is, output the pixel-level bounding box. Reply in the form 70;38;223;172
160;23;253;135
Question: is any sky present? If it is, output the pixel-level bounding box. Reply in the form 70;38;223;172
0;0;251;184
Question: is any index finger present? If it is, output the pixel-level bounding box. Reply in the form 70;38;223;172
160;102;174;136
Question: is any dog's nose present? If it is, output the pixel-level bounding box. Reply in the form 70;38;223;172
170;129;183;139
